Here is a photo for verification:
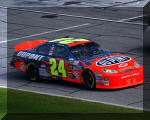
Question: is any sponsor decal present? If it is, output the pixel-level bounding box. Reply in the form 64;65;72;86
17;51;44;61
73;71;80;80
68;67;73;71
20;63;25;71
39;63;49;77
68;73;74;79
73;65;82;70
96;80;104;85
94;71;100;75
39;68;49;77
41;63;46;68
119;63;128;68
94;72;102;80
73;60;79;65
96;76;101;80
104;81;109;86
127;78;136;84
96;80;102;85
67;60;82;71
96;56;131;66
121;72;139;79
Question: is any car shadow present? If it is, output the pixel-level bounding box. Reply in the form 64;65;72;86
5;71;143;92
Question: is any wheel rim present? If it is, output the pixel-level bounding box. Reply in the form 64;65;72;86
83;71;95;89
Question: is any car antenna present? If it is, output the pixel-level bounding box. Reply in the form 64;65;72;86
64;36;74;43
64;36;69;38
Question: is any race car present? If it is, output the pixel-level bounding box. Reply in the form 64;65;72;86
10;37;143;89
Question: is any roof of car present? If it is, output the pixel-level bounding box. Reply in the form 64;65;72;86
48;37;92;47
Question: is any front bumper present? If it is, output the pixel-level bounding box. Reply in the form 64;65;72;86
96;67;143;89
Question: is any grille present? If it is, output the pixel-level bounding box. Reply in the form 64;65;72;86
121;69;134;73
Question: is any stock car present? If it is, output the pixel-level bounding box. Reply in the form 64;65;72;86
11;37;143;89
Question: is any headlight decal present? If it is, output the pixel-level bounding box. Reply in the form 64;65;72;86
134;62;140;68
102;69;118;73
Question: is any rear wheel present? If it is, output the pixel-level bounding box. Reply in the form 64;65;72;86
82;69;96;89
26;63;39;81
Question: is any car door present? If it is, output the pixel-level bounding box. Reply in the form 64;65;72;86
37;44;53;77
37;44;81;82
51;45;82;82
50;45;70;80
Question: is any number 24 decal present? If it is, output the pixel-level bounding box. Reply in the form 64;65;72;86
49;58;67;78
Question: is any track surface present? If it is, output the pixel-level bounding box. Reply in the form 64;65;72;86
0;7;150;110
1;0;149;7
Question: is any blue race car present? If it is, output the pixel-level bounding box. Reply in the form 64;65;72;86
11;37;143;89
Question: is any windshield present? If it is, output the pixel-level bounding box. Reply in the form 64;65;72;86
70;42;108;59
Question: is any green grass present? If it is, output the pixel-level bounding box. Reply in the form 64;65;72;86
1;88;145;120
0;88;7;120
1;88;142;114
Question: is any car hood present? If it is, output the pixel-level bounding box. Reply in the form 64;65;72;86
82;54;136;71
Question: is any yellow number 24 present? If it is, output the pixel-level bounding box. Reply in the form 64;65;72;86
49;58;67;78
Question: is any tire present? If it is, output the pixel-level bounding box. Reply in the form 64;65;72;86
26;63;39;81
82;69;96;89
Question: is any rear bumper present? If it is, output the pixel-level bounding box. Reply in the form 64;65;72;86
96;67;143;89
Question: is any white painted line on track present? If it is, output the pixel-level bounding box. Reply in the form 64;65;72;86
0;86;7;88
118;15;144;22
119;14;150;22
0;23;90;44
6;87;143;111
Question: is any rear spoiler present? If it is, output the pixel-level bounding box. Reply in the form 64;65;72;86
14;40;48;52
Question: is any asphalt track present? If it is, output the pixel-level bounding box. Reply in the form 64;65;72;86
0;7;150;110
1;0;149;7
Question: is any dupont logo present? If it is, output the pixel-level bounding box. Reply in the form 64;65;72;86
96;56;131;66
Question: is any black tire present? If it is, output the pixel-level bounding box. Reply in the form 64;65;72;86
82;69;96;89
26;64;39;81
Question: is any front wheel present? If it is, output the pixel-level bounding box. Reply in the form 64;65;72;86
82;69;96;89
26;64;39;81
